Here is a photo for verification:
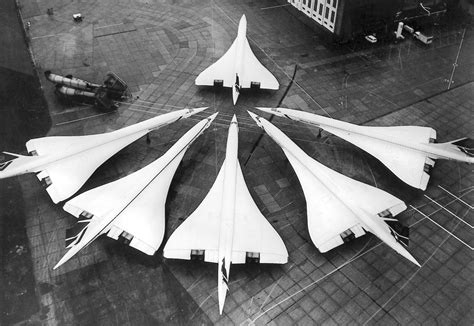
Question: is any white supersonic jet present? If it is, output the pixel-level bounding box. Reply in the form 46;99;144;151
164;115;288;314
53;113;218;269
256;107;474;190
195;15;279;105
0;107;208;203
249;111;420;267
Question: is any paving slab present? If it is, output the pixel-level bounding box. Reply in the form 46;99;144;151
2;0;473;324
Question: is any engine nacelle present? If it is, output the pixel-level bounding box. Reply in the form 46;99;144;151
250;81;261;90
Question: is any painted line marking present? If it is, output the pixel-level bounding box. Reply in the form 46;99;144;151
447;27;466;89
55;113;110;126
424;195;473;228
363;209;469;325
410;205;473;250
439;185;473;209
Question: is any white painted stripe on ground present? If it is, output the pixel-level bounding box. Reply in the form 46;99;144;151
363;209;470;325
410;205;473;250
55;113;110;126
424;195;473;228
439;185;473;209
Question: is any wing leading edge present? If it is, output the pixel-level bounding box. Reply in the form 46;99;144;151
54;113;218;269
163;159;288;264
248;111;419;266
195;15;278;90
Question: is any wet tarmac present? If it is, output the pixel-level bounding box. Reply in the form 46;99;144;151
1;0;473;325
0;1;50;324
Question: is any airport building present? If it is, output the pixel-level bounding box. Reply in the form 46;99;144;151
286;0;457;41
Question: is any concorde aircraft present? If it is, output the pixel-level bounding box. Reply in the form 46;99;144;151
256;107;474;190
164;115;288;314
195;15;279;105
53;113;218;269
248;111;420;267
0;107;208;203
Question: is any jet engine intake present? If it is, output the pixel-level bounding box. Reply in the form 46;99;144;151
191;249;205;261
250;81;261;90
213;80;224;87
40;176;52;188
340;229;356;243
245;252;260;263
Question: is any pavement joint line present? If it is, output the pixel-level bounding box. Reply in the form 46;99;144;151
249;238;376;324
249;188;473;324
94;23;123;29
410;205;473;250
408;189;473;228
191;276;247;319
260;4;291;10
54;113;112;126
187;273;206;292
247;261;297;322
424;194;473;228
362;209;469;325
439;185;474;209
362;79;474;125
211;1;332;118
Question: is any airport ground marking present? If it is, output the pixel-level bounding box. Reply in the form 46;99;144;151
410;206;472;250
407;188;473;226
249;188;473;323
439;185;473;209
447;27;466;90
362;209;468;325
249;239;377;324
424;195;473;228
55;113;111;126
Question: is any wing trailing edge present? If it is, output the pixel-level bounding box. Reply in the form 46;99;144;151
248;111;419;266
54;113;217;269
0;107;208;203
195;15;278;104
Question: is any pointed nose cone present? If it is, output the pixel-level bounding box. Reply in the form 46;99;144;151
218;278;228;315
184;107;208;118
247;110;263;127
206;112;219;124
239;14;247;29
237;14;247;38
231;114;238;124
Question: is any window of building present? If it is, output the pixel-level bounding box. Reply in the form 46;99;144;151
287;0;337;32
